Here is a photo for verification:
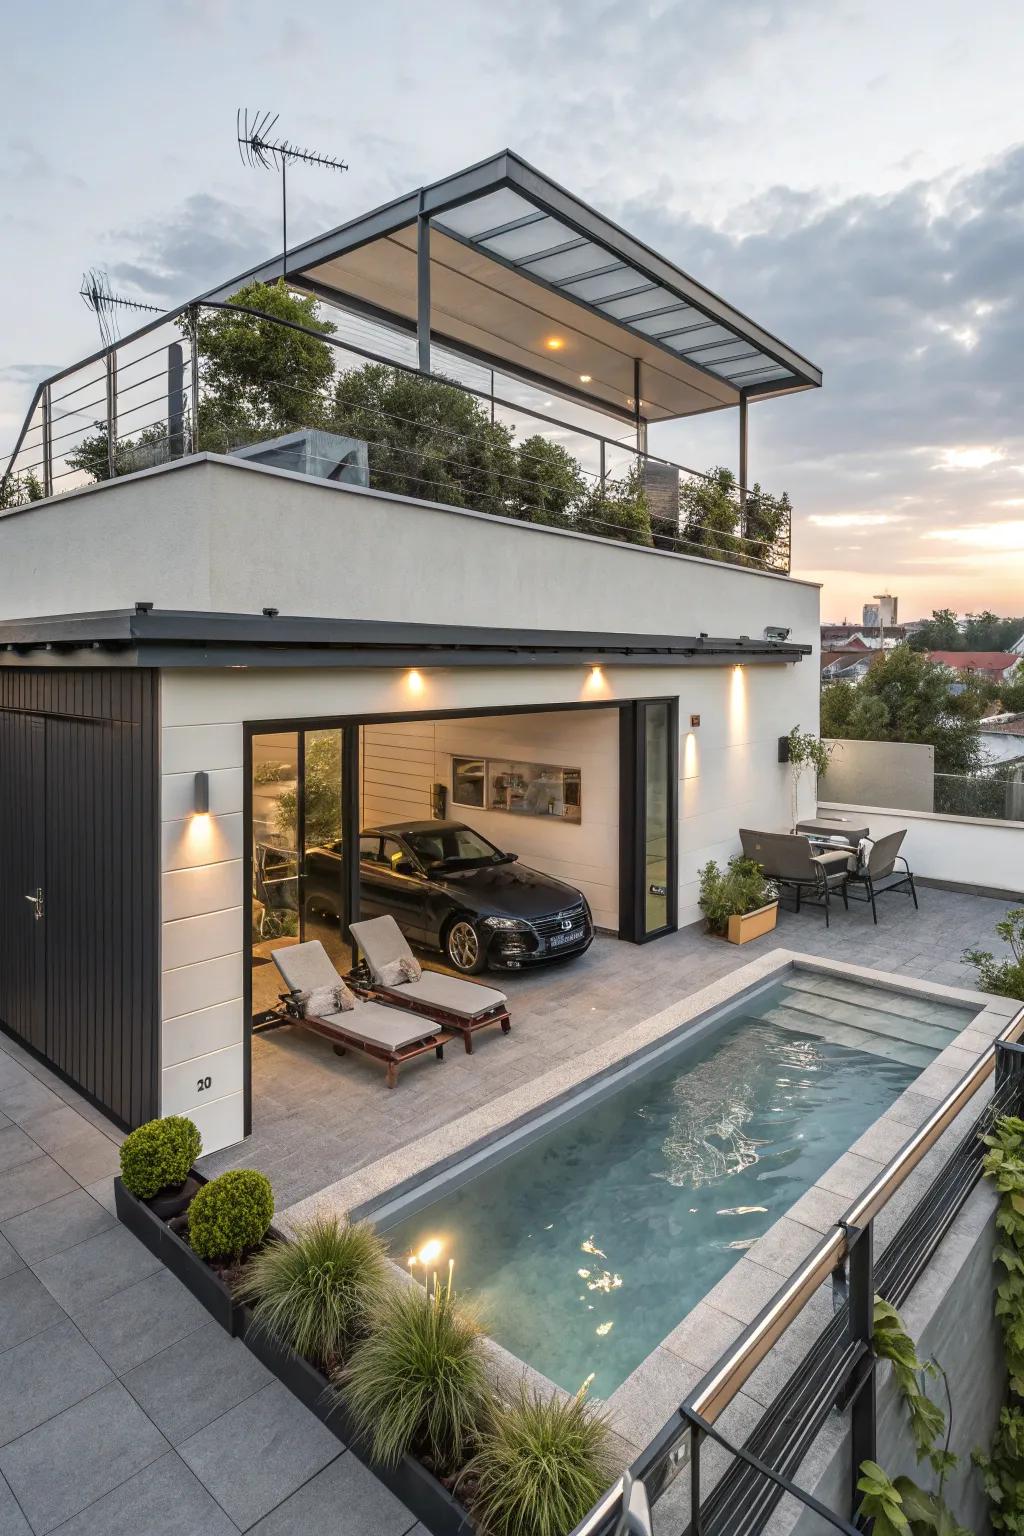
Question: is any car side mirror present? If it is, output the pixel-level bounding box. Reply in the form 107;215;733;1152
393;857;417;876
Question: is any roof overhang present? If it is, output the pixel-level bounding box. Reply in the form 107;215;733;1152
206;150;821;425
0;609;812;671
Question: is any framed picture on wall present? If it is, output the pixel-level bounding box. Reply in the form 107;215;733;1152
451;755;581;823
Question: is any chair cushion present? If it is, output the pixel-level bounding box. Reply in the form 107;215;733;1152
393;972;507;1019
271;940;343;994
321;1001;439;1051
350;916;415;980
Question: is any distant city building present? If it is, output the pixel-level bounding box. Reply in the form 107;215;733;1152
927;651;1023;682
863;593;898;629
821;622;906;651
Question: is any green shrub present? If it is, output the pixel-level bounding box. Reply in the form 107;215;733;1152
698;856;778;936
237;1213;390;1370
338;1275;489;1472
963;909;1024;1001
119;1116;201;1199
462;1385;616;1536
188;1169;274;1263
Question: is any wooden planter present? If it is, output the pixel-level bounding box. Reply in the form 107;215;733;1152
726;901;779;945
238;1306;474;1536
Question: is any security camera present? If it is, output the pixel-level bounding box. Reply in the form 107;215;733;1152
764;625;791;642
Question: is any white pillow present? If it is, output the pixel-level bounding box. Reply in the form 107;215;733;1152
297;981;356;1017
378;955;422;987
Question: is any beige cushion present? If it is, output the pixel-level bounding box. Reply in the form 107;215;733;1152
321;1001;439;1051
378;955;422;987
350;916;414;980
392;972;507;1018
272;940;343;994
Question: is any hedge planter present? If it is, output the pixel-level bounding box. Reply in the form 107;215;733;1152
238;1305;473;1536
726;900;779;945
114;1171;264;1337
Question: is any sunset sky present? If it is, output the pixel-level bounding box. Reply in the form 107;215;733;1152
3;1;1022;621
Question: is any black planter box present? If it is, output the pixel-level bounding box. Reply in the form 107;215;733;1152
114;1172;243;1336
238;1305;474;1536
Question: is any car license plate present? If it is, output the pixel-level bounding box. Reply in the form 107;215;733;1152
548;927;583;950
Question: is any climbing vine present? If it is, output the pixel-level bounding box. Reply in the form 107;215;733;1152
973;1114;1024;1532
855;1297;969;1535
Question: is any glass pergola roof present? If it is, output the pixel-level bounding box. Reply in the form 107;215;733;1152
435;189;793;391
203;150;821;425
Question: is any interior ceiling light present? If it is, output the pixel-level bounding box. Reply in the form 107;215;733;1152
545;337;565;350
579;373;592;382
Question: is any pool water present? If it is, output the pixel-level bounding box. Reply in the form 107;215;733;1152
380;974;974;1397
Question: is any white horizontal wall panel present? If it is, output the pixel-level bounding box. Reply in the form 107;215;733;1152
162;1044;244;1118
162;812;243;873
182;1090;245;1157
161;722;244;775
162;951;244;1022
162;860;244;923
162;998;244;1068
161;907;243;971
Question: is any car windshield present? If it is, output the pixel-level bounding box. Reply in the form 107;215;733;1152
405;826;506;868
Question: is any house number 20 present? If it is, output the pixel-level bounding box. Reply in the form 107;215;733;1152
196;1075;212;1092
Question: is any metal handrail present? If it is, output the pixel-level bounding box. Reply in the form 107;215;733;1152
573;999;1024;1536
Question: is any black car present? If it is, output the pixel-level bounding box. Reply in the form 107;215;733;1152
355;820;593;973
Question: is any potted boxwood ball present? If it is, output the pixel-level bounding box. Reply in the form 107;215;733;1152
119;1115;203;1218
699;856;779;945
188;1168;275;1280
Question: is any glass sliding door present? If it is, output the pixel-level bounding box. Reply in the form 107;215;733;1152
620;700;677;942
301;728;346;967
643;701;671;935
251;732;300;1017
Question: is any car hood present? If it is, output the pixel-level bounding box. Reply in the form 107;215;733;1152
434;862;585;920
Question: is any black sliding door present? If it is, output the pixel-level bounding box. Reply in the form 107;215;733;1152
0;713;46;1053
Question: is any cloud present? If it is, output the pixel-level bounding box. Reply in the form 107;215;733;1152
935;446;1006;470
808;513;906;528
111;194;274;302
924;521;1024;551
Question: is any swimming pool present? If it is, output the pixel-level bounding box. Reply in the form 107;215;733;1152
378;971;975;1398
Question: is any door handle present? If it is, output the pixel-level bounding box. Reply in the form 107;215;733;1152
24;888;44;921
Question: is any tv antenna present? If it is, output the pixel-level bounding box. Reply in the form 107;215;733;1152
236;109;348;276
80;269;163;348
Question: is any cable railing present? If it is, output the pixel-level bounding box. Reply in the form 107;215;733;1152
0;299;791;573
571;1002;1024;1536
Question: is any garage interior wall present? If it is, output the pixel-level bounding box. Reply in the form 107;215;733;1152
361;710;621;930
158;658;813;1154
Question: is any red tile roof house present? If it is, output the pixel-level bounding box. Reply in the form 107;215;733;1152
927;651;1023;681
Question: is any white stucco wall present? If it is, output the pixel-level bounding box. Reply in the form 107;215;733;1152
159;655;819;1153
818;799;1024;897
0;454;819;643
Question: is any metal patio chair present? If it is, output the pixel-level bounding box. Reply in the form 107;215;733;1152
739;828;851;928
844;829;918;925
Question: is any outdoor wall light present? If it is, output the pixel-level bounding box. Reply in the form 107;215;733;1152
193;770;210;815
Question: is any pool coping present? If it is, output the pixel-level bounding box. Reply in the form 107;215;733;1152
280;948;1016;1452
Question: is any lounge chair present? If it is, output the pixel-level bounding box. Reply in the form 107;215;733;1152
270;941;450;1088
739;828;851;928
845;830;918;924
350;916;511;1053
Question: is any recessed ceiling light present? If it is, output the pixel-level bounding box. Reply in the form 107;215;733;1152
579;374;592;383
545;337;565;351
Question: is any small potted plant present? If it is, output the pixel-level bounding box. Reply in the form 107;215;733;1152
699;856;779;945
784;726;832;830
118;1115;202;1218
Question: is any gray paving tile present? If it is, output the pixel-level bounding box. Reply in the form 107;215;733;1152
0;1380;168;1535
0;1268;64;1352
32;1226;162;1318
0;1129;43;1177
0;1474;31;1536
0;1320;112;1447
0;1079;65;1128
75;1268;208;1375
178;1380;340;1531
0;1158;77;1224
0;1235;22;1281
51;1450;240;1536
122;1320;272;1444
48;1130;122;1185
1;1190;115;1265
248;1450;415;1535
83;1177;117;1217
14;1105;89;1154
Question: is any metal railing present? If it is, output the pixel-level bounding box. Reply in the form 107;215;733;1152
1;299;792;574
572;1001;1024;1536
934;770;1024;822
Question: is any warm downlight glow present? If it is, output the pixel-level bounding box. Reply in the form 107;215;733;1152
585;665;607;695
545;336;565;351
406;669;425;695
683;731;699;778
729;665;748;737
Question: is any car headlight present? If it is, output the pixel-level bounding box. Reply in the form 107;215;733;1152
482;916;533;931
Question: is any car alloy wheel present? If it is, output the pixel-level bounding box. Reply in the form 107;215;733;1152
446;918;486;974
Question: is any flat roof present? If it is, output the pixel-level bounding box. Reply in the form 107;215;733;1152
207;150;821;425
0;608;811;670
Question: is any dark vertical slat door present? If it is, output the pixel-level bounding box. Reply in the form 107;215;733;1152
0;713;46;1052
